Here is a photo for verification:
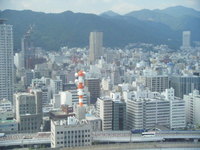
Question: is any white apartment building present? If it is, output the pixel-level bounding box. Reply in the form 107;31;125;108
96;97;112;131
127;88;185;130
184;90;200;126
51;117;92;148
0;20;14;102
60;89;89;107
164;88;186;129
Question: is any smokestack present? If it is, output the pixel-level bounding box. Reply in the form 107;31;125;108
75;70;85;107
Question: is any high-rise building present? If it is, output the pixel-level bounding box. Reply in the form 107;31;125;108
21;26;35;69
127;97;170;130
85;78;100;104
89;31;103;64
15;91;43;133
0;20;14;102
170;75;200;98
182;31;191;48
184;90;200;126
111;93;126;130
144;75;169;93
126;88;185;130
96;97;112;131
165;88;186;129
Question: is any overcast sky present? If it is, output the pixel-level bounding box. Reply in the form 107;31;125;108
0;0;200;14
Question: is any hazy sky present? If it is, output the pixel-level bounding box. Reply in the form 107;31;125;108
0;0;200;14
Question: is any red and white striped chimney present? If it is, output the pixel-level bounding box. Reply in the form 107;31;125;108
75;70;85;107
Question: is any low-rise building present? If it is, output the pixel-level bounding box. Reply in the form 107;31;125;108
85;115;101;131
51;117;92;148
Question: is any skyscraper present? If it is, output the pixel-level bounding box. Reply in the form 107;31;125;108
0;19;14;102
89;31;103;64
112;95;126;130
21;26;34;69
182;31;191;48
170;75;200;98
85;78;100;104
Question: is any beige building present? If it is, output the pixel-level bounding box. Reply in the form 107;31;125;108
89;31;103;64
144;76;169;93
51;117;92;148
15;90;42;133
96;97;112;131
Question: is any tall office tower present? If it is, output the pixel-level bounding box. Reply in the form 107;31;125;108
184;90;200;126
170;76;200;98
85;78;100;104
15;91;42;133
111;93;126;130
89;31;103;64
144;75;169;93
182;31;191;48
0;20;14;102
21;26;34;69
96;97;112;131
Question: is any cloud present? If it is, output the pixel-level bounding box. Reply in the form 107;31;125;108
0;0;199;14
111;2;140;14
186;0;200;10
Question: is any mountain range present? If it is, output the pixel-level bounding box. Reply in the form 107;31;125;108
0;6;199;51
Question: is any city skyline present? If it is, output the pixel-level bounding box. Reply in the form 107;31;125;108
0;0;200;14
0;1;200;149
